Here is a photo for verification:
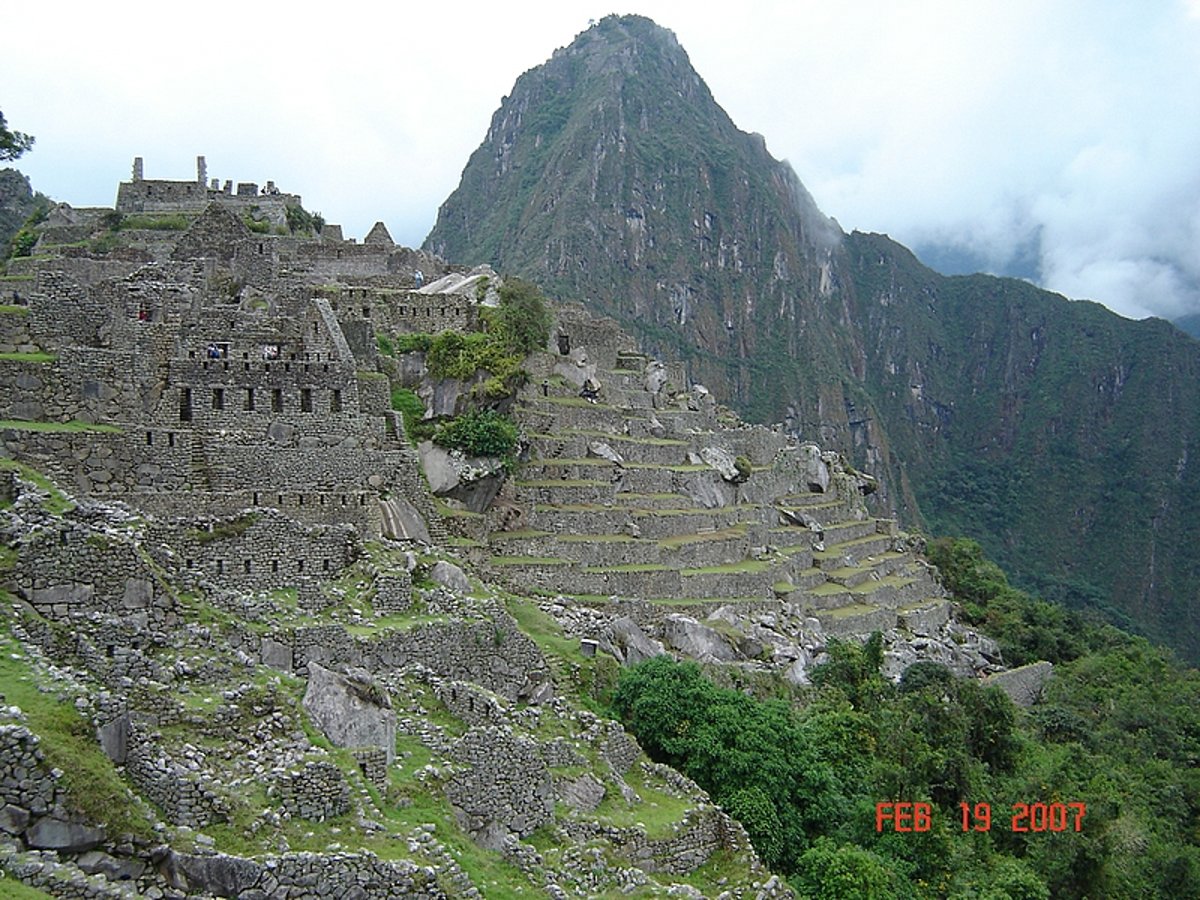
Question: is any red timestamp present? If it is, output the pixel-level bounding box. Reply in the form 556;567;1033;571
960;801;1087;832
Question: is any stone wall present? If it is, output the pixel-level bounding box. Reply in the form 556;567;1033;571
150;509;359;592
276;761;350;821
123;728;230;828
445;726;554;843
11;525;173;623
263;616;551;701
317;285;479;337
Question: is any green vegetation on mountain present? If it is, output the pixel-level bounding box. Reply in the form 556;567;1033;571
424;13;1200;662
613;538;1200;898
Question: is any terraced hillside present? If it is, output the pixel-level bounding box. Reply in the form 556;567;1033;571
436;307;997;684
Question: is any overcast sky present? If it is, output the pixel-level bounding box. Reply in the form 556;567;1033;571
4;1;1199;321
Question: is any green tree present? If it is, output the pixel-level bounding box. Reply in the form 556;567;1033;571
0;111;34;161
491;277;552;356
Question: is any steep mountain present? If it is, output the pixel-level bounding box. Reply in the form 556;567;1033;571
1174;311;1200;340
425;15;908;514
425;14;1200;660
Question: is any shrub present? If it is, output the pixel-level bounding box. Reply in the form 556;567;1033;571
395;332;433;353
733;454;753;482
434;409;519;458
492;277;552;356
8;228;36;258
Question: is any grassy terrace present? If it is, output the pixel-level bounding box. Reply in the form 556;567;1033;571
0;352;55;363
528;428;688;447
849;575;917;595
0;419;122;433
582;563;671;573
657;525;747;549
489;555;573;566
681;558;774;576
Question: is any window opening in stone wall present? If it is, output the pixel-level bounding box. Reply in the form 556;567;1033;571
212;388;225;410
186;558;193;568
298;494;305;506
146;431;153;446
272;389;283;413
323;559;330;572
331;389;342;413
168;432;176;447
258;243;264;254
253;491;260;506
244;560;251;574
301;388;312;412
297;560;305;573
558;333;571;355
271;560;279;574
217;560;225;575
179;387;193;422
245;388;255;411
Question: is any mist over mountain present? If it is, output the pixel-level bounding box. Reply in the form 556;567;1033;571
425;14;1200;661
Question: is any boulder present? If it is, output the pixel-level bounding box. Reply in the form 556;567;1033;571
76;850;146;882
418;442;506;513
660;615;739;662
97;712;131;765
173;852;262;898
559;774;606;812
609;617;664;665
302;663;397;764
699;446;747;483
682;472;734;509
25;816;105;852
644;360;668;393
586;441;625;466
378;496;432;543
430;560;471;594
798;443;831;493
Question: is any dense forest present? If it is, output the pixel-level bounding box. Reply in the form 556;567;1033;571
612;537;1200;898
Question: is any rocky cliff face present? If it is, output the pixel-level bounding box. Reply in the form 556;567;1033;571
425;14;1200;660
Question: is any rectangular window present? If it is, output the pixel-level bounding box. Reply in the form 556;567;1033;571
212;388;224;410
331;389;342;413
179;388;192;422
272;389;283;413
301;388;313;412
245;387;255;411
